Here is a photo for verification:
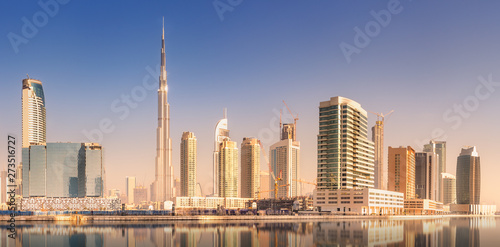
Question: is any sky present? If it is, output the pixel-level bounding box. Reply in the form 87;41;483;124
1;1;499;207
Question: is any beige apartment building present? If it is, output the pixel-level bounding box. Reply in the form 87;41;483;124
240;138;260;199
218;138;238;198
180;132;197;197
388;146;416;199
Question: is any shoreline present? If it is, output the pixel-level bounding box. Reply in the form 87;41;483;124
0;214;497;223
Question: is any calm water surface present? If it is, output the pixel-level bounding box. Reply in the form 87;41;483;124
1;217;498;246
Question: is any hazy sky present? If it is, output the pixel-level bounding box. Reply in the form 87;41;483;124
1;1;499;206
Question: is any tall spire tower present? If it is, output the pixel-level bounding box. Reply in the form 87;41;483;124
155;18;173;203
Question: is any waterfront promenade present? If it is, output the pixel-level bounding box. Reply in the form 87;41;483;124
0;214;496;223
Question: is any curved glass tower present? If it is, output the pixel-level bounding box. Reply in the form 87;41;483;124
22;78;46;148
213;110;229;196
456;146;480;205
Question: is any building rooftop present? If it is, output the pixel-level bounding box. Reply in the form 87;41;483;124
460;146;479;157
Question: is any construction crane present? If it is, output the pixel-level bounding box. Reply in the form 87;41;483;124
255;184;290;200
258;140;281;199
368;110;394;122
282;100;299;141
255;189;274;200
293;179;317;187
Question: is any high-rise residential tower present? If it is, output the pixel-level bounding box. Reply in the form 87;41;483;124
270;124;300;198
154;20;174;203
372;121;385;190
22;77;46;148
134;186;148;205
456;147;480;205
259;170;270;199
241;138;260;199
180;132;197;197
218;138;238;198
126;176;136;204
415;152;439;201
213;110;229;196
317;97;375;190
388;146;416;199
21;77;46;196
423;140;446;202
442;173;456;205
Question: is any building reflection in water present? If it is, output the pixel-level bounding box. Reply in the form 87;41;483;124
313;220;404;246
0;217;496;246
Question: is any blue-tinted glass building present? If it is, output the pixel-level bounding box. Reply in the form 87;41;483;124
21;143;103;198
80;144;103;197
456;146;480;205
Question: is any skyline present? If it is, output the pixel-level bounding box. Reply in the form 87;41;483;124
1;1;500;207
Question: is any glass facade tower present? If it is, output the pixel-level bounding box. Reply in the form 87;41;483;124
28;144;47;197
81;143;103;197
317;97;375;190
46;143;81;197
415;152;438;201
423;140;446;202
21;143;103;198
456;147;480;205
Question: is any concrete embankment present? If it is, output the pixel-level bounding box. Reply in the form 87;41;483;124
1;214;496;223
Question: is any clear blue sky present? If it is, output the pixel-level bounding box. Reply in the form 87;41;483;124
1;1;499;206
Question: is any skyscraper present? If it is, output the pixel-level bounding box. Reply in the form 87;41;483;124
270;124;300;198
442;173;456;205
21;77;46;196
134;186;148;205
317;96;375;190
218;138;238;198
154;20;174;203
372;121;385;190
79;143;103;197
388;146;416;199
240;138;260;199
22;77;46;148
126;176;136;204
21;142;104;198
259;170;270;199
415;152;439;201
180;132;197;197
456;147;480;205
213;110;229;196
423;140;446;202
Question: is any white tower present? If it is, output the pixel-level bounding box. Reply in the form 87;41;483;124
155;18;173;203
213;109;229;196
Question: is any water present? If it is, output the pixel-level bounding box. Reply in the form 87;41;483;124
0;217;498;246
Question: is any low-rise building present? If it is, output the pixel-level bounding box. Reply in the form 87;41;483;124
404;199;443;215
313;188;404;215
450;204;496;215
175;197;249;210
20;197;121;211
